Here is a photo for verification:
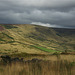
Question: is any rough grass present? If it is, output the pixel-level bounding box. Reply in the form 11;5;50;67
2;33;14;39
0;55;75;75
2;24;17;29
9;52;46;58
0;24;75;54
0;38;5;41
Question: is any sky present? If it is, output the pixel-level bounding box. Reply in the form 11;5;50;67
0;0;75;28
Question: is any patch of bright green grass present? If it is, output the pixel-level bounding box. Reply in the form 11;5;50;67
31;45;60;52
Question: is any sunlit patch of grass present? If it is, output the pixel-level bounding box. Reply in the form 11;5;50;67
31;45;61;52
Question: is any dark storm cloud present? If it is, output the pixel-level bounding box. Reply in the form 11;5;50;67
0;0;75;28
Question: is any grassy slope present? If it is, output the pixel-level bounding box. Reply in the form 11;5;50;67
0;24;75;55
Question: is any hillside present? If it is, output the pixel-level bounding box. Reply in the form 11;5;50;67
0;24;75;55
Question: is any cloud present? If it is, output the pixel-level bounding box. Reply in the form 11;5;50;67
0;0;75;28
31;22;62;28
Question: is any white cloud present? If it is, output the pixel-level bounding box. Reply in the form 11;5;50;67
31;22;61;28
